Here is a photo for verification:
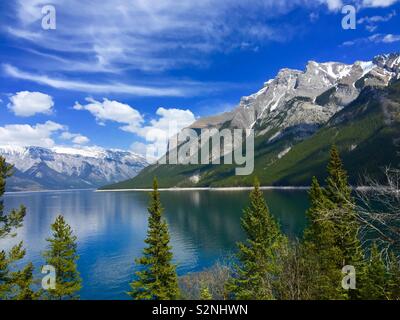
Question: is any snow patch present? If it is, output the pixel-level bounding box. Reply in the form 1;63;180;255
278;147;291;159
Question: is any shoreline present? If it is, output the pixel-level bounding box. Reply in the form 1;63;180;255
5;185;379;194
5;188;95;195
96;186;310;192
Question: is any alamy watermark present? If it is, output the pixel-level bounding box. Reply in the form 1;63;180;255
145;124;255;176
342;265;357;290
342;5;357;30
41;265;56;290
41;5;56;30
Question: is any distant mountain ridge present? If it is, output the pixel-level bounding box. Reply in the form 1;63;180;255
103;53;400;189
0;146;148;192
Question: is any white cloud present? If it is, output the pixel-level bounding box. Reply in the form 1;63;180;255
73;98;144;129
362;0;400;8
7;0;357;77
381;33;400;42
0;121;64;147
7;91;54;117
60;131;90;145
322;0;343;11
74;97;196;160
3;64;197;97
125;107;196;161
358;10;396;31
342;33;400;45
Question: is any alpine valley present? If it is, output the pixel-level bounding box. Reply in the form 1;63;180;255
0;146;148;192
103;53;400;189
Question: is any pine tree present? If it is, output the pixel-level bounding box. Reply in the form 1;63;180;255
301;177;343;299
11;262;39;300
200;284;213;300
228;178;287;300
360;243;388;300
129;178;179;300
324;145;366;299
0;156;36;300
43;215;82;300
387;252;400;300
324;146;364;265
325;145;352;206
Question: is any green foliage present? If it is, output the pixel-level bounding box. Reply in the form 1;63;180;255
200;284;213;300
326;146;364;261
387;252;400;300
300;147;367;300
43;215;82;300
360;244;389;300
228;178;287;300
301;177;343;299
129;178;179;300
0;156;36;300
0;157;26;239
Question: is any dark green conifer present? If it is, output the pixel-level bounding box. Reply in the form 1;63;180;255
129;178;179;300
0;156;36;300
43;215;82;300
302;177;343;299
228;178;287;300
387;252;400;300
360;243;388;300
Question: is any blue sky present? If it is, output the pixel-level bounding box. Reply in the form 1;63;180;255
1;0;400;158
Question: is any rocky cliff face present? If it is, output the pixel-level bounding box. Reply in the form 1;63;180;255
191;53;400;142
103;53;400;189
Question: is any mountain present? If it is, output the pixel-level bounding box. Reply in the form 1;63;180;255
102;53;400;189
0;146;148;192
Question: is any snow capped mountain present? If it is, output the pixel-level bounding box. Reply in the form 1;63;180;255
109;52;400;189
0;145;148;191
191;53;400;141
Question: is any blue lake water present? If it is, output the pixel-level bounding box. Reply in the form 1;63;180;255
1;189;309;300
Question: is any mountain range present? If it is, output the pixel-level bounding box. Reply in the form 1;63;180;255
103;53;400;189
0;146;148;192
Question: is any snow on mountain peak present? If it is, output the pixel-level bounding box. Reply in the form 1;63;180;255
0;145;148;191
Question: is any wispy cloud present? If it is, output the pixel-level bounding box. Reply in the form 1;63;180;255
358;10;396;32
342;33;400;46
3;64;217;97
5;0;359;75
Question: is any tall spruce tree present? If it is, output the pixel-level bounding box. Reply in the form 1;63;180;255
324;145;364;268
43;215;82;300
324;146;365;299
0;156;36;300
301;177;343;299
360;243;388;300
387;252;400;300
129;178;179;300
228;178;287;300
200;284;213;300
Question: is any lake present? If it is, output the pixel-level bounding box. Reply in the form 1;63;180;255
1;189;309;300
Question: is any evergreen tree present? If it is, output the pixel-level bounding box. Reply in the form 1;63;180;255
324;145;365;299
129;178;179;300
324;146;364;267
11;262;39;300
200;284;213;300
228;178;287;300
325;145;352;206
360;243;388;300
301;177;343;299
43;215;82;300
387;252;400;300
0;156;36;300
